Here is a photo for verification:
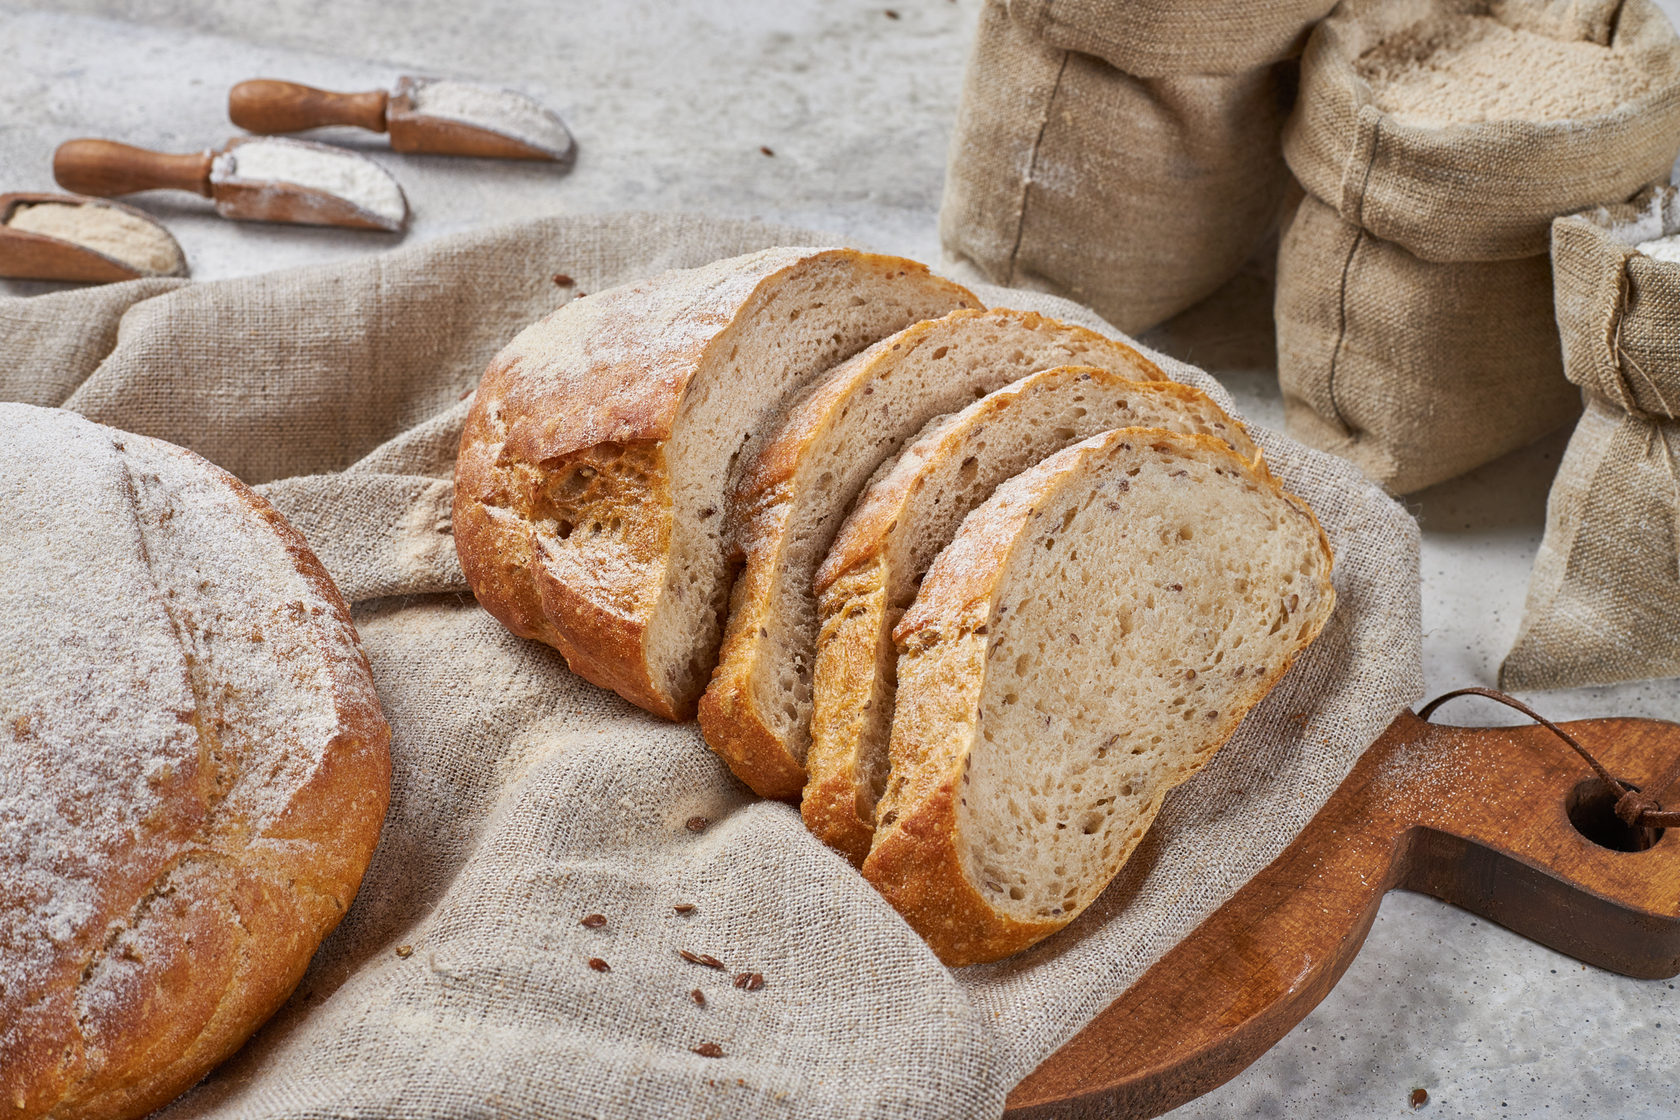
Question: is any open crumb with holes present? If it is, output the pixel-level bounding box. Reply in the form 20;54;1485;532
453;247;977;719
862;427;1334;965
803;365;1258;865
698;309;1168;798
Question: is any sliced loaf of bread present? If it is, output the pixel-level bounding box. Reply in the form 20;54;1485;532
861;428;1334;965
453;248;977;719
803;366;1257;865
695;310;1166;797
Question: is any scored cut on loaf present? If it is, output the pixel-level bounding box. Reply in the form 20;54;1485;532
861;427;1334;966
453;247;978;720
802;365;1258;865
1;404;390;1120
695;309;1168;798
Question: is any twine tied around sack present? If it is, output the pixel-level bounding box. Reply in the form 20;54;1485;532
1419;687;1680;830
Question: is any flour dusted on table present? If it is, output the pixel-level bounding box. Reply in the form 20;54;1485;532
1358;11;1652;125
6;201;184;276
212;138;407;225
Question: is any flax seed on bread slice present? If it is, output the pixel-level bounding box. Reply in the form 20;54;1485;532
802;366;1258;865
861;427;1333;965
695;310;1166;797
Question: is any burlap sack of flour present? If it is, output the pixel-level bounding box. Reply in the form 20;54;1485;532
1503;185;1680;690
939;0;1335;336
0;213;1420;1119
1277;0;1680;495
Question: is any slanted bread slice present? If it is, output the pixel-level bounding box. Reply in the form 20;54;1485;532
454;247;977;720
862;428;1334;966
695;309;1166;797
803;366;1257;865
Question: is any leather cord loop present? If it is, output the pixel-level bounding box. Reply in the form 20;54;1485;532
1419;686;1680;830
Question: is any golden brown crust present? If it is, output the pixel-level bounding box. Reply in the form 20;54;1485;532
454;248;977;720
695;669;807;800
1;425;389;1120
863;429;1335;966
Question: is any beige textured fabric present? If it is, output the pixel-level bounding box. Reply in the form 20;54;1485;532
0;212;1421;1118
939;0;1330;336
1504;186;1680;690
1277;0;1680;494
1003;0;1333;76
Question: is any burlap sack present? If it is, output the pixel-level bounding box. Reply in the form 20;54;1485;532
939;0;1334;336
0;212;1421;1119
1277;0;1680;495
1503;185;1680;690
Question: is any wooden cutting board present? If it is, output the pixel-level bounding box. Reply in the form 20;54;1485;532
1007;709;1680;1119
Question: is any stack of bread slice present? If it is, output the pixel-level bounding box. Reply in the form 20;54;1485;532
455;248;1336;965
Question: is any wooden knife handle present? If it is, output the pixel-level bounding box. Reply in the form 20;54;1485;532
228;80;389;135
53;140;214;199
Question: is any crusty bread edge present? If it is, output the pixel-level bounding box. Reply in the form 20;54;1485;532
863;428;1335;966
19;437;392;1120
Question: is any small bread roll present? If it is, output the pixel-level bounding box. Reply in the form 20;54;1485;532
0;404;390;1120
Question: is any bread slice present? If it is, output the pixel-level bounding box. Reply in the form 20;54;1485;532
695;310;1166;798
861;428;1334;965
453;247;977;720
802;367;1258;865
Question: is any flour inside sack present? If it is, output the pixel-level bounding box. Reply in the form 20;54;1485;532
211;138;407;225
1356;9;1654;124
6;201;184;276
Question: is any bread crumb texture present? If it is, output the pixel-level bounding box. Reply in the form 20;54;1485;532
866;429;1333;964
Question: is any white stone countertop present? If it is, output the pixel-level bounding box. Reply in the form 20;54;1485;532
3;1;1676;1115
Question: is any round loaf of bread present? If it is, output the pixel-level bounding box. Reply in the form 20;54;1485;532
0;404;390;1120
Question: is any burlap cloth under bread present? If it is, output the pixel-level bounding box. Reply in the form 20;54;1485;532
0;213;1421;1119
1503;185;1680;691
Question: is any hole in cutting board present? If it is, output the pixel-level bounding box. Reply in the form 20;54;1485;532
1566;778;1664;853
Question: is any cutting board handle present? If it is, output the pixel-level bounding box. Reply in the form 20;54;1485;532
53;140;214;199
1007;707;1680;1119
228;80;389;135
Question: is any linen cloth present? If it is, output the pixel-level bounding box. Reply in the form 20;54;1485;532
0;211;1421;1119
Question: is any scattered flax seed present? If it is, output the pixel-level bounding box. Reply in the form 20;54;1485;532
759;146;775;157
588;958;611;973
552;273;574;287
580;914;607;929
394;945;413;958
686;816;710;833
680;950;726;969
1410;1087;1429;1109
884;8;901;17
733;972;765;991
693;1042;725;1058
674;903;697;915
691;989;707;1007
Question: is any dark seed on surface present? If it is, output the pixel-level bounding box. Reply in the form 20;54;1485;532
674;903;696;914
692;989;706;1007
588;958;611;973
580;914;606;928
681;950;726;970
759;146;775;157
394;945;413;958
1410;1087;1429;1109
686;816;709;833
694;1042;725;1058
552;273;574;287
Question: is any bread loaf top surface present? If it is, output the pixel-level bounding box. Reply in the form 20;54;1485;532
0;403;389;1120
